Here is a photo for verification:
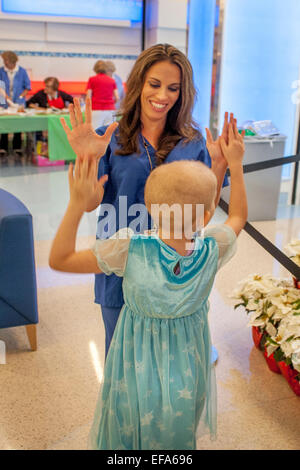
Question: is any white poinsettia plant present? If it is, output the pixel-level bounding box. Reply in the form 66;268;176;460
266;314;300;372
231;274;300;374
285;239;300;267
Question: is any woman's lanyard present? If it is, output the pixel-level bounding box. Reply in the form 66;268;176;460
142;136;153;172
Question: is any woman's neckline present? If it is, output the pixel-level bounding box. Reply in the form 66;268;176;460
141;134;157;151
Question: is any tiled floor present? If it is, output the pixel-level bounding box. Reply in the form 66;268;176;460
0;160;299;450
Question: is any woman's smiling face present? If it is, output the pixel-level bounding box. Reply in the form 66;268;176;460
140;60;181;126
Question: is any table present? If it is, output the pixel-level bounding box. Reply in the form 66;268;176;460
0;113;76;161
221;136;286;221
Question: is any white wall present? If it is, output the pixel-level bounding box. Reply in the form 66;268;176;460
0;1;188;84
146;0;188;53
0;10;142;83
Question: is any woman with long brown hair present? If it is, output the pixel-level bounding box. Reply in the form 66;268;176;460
61;43;234;358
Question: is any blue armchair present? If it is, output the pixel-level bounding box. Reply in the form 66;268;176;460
0;188;38;350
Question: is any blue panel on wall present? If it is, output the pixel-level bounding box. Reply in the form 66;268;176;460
219;0;300;178
1;0;143;21
188;0;216;131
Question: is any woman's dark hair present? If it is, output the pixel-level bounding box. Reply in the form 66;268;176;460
116;43;201;165
44;77;59;91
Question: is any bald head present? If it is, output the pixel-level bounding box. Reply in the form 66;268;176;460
145;160;217;210
144;160;217;236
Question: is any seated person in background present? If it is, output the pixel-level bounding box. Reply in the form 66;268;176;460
26;77;74;110
26;77;74;157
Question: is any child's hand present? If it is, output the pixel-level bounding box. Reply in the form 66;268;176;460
220;121;245;167
205;112;236;170
68;158;108;212
61;96;118;162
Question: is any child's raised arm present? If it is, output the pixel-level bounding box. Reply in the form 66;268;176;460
220;122;248;236
49;158;107;273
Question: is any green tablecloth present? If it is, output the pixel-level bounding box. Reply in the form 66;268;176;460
0;113;76;161
47;115;76;161
0;114;48;133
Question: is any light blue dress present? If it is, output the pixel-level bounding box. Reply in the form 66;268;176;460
89;225;236;450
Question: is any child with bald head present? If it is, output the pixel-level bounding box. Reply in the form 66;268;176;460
49;123;247;449
145;160;217;246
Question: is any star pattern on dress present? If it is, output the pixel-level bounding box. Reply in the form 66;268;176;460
124;360;132;370
124;340;133;348
177;387;193;399
140;411;153;426
119;380;128;393
182;345;195;354
185;440;194;448
156;420;166;432
186;425;195;432
121;423;134;436
135;361;145;374
149;438;164;449
152;326;159;335
185;368;193;377
113;378;125;390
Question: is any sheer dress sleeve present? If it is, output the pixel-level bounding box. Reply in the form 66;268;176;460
204;224;237;270
92;228;134;277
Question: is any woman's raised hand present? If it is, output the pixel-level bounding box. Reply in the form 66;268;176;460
220;121;245;167
60;96;118;161
205;112;243;168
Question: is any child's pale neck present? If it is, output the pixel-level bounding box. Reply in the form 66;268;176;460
158;229;194;256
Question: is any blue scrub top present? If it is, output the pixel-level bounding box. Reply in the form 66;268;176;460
95;126;227;307
0;66;31;106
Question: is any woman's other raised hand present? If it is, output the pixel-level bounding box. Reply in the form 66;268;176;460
205;112;245;167
220;121;245;167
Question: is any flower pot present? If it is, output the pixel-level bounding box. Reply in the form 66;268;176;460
263;347;281;374
292;277;300;289
252;326;264;350
277;361;290;381
278;361;300;396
